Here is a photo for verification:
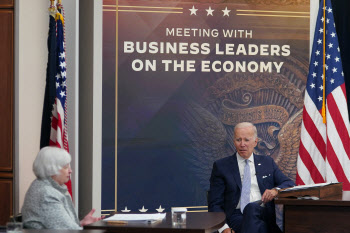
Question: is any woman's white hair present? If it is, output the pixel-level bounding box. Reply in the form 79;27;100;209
33;146;71;179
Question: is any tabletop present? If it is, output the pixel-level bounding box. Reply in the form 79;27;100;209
84;212;226;233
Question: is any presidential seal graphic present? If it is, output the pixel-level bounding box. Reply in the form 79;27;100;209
179;53;308;188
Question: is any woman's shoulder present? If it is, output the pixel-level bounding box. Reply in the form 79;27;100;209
28;179;52;191
26;179;63;200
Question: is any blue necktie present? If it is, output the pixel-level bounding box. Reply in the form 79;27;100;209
240;159;251;213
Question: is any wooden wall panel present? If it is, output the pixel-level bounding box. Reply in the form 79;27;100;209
0;179;13;225
0;3;14;227
0;0;13;8
0;9;13;171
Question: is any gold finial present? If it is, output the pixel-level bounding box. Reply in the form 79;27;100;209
57;0;62;11
49;0;56;15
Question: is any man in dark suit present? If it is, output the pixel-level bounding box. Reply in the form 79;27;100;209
208;122;295;233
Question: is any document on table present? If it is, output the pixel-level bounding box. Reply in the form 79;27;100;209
280;182;339;192
103;213;166;222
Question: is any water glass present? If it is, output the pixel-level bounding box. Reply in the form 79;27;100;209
171;207;187;225
6;222;22;233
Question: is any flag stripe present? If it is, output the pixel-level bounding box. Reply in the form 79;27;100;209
304;92;327;142
326;138;350;183
51;114;58;130
295;172;305;185
327;91;350;159
298;141;325;183
326;104;350;181
296;149;315;185
299;123;326;179
301;105;326;159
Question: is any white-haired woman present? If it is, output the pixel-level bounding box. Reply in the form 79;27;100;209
22;146;103;229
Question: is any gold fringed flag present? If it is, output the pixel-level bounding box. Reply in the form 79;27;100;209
296;0;350;190
40;1;71;196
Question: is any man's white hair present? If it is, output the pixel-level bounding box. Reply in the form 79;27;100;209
234;122;258;139
33;146;71;179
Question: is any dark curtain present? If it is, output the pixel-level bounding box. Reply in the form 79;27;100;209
332;0;350;120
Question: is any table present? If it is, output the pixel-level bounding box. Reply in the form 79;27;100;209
275;193;350;233
21;230;107;233
84;212;226;233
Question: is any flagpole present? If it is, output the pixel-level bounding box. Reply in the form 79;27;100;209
322;0;326;123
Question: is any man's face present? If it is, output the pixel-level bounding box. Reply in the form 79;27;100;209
234;126;258;159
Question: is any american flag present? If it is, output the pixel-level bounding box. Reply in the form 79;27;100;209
41;8;71;195
51;12;69;151
296;0;350;190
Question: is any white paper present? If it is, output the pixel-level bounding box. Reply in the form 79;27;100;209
280;182;339;192
103;213;166;221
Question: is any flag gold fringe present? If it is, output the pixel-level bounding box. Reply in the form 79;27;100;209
55;12;64;25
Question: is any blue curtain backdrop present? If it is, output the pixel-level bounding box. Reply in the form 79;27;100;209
332;0;350;120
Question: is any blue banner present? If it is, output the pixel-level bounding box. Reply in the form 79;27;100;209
102;0;310;213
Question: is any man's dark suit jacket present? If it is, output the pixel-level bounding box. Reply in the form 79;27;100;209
208;154;295;231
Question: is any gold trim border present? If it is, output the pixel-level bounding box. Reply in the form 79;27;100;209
104;4;183;10
172;206;208;213
236;9;309;14
118;10;182;14
237;13;309;18
118;5;183;10
103;4;183;14
115;0;119;213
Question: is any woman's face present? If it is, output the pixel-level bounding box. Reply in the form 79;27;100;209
52;164;72;186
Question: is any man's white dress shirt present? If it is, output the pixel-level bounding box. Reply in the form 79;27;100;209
218;153;261;233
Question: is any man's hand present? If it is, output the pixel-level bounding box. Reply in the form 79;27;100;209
223;228;234;233
261;188;278;203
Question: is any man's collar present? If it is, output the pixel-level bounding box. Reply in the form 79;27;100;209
236;152;254;163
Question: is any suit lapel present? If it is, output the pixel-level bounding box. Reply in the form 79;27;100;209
254;154;266;194
231;154;242;190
